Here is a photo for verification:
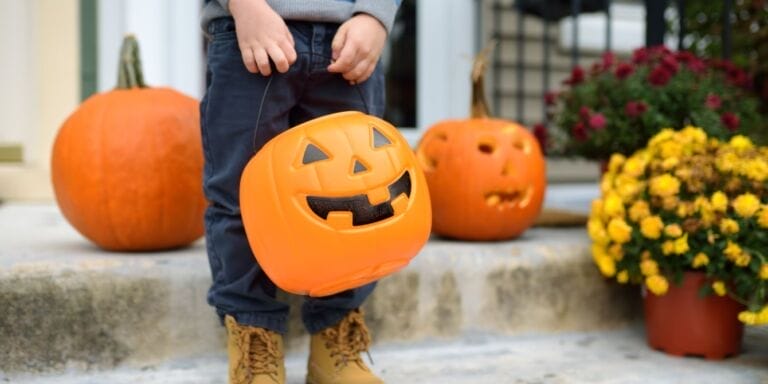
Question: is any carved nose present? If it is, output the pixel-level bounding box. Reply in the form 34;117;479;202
353;159;368;174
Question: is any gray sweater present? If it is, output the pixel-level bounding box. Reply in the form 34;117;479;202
201;0;401;33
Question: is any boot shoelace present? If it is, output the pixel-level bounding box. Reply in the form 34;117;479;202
321;310;373;370
234;326;281;381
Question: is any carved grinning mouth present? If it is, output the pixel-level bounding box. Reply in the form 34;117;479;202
307;171;411;226
484;187;532;209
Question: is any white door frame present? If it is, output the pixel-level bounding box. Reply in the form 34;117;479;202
409;0;476;145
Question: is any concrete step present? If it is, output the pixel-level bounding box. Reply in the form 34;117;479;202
8;326;768;384
0;202;635;374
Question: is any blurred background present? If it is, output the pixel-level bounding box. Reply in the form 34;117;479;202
1;0;765;209
0;0;660;201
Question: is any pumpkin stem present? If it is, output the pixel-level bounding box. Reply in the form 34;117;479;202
116;34;147;89
471;40;497;119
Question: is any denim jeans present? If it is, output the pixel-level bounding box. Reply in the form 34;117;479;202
200;18;383;334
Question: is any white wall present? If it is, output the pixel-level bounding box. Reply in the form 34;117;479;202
98;0;204;99
0;0;38;160
0;0;79;200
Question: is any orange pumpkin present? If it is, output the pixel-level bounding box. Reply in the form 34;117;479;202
416;44;546;240
51;36;206;251
240;111;431;297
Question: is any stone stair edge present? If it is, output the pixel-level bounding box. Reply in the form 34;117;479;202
2;204;638;375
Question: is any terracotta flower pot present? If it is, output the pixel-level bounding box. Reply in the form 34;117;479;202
643;271;744;360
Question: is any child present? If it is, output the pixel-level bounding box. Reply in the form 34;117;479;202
200;0;401;383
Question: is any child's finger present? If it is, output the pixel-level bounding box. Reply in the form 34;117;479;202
253;48;272;76
328;43;358;73
330;25;349;61
240;47;258;74
343;59;371;82
285;29;295;47
356;63;377;84
279;39;297;65
267;44;290;73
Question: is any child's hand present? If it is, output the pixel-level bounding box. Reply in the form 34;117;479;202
229;0;297;76
328;14;387;84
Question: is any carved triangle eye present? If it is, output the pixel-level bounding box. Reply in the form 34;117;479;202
353;159;368;174
303;143;329;165
372;127;392;148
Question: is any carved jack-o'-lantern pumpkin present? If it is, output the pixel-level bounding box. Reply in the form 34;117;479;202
416;44;546;240
240;111;431;297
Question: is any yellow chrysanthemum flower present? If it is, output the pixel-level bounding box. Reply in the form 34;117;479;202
724;241;742;259
608;244;624;261
694;196;711;211
659;141;683;159
759;307;768;324
738;307;768;325
640;259;659;276
676;202;694;218
674;166;693;181
760;264;768;280
712;281;726;296
608;153;626;174
592;244;609;259
616;270;629;284
649;174;681;197
711;191;728;212
603;193;625;218
719;218;740;235
729;135;754;151
594;254;616;277
661;156;679;170
645;275;669;296
674;234;690;255
648;128;676;147
615;175;642;202
607;218;633;244
622;154;648;178
587;218;609;246
692;252;709;268
733;193;761;218
640;216;664;239
716;151;739;172
681;125;707;144
629;200;651;222
734;252;751;267
600;175;614;194
695;197;715;227
739;310;758;325
662;196;680;211
661;240;675;256
664;224;683;238
700;208;716;228
591;199;604;218
758;207;768;229
742;159;768;182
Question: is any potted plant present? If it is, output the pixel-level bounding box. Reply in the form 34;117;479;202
588;126;768;359
541;46;764;161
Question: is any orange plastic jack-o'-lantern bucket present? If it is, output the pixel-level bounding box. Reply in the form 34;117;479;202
240;111;432;297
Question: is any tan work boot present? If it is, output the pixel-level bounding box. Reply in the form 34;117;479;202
225;315;285;384
306;309;384;384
